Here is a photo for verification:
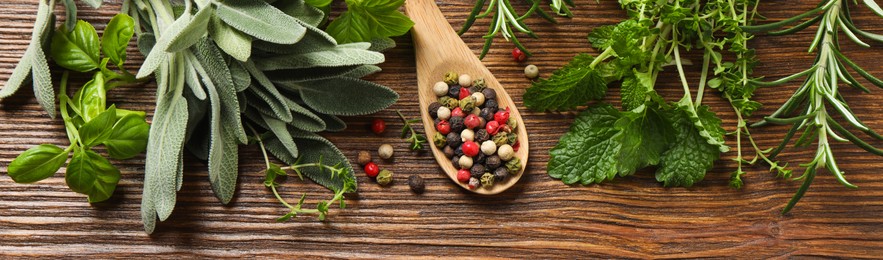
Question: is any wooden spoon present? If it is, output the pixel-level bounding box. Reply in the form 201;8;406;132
404;0;529;195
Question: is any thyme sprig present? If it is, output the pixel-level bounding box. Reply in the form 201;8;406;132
459;0;562;59
252;126;355;222
397;110;427;150
744;0;883;213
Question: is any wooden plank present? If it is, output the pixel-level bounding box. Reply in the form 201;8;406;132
0;0;882;258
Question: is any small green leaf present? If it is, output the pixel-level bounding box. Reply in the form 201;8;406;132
79;106;117;148
51;20;101;72
325;0;414;44
74;73;107;122
101;13;135;67
65;149;121;203
103;113;150;159
524;54;607;111
7;144;69;183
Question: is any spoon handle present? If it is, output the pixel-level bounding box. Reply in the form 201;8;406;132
404;0;477;71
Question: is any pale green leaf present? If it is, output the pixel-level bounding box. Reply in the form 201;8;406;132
142;93;188;233
297;77;398;116
255;45;384;70
208;15;251;61
214;0;306;44
166;6;213;52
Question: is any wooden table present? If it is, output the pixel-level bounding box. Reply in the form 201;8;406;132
2;0;883;258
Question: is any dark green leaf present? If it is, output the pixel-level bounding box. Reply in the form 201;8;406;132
104;113;150;159
524;54;607;111
7;144;69;183
325;0;413;44
297;77;398;116
101;13;135;67
655;106;722;187
548;104;623;185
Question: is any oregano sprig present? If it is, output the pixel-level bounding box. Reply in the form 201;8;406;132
397;110;427;150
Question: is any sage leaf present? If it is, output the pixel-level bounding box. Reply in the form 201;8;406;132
185;62;207;100
202;53;240;204
62;0;77;32
66;149;121;203
368;37;396;52
242;60;292;121
101;13;135;67
104;113;150;160
81;0;102;8
261;114;299;158
317;114;347;132
208;15;251;62
255;45;384;70
79;106;117;148
30;1;55;118
292;132;356;191
298;77;398;116
166;6;213;52
191;39;247;143
7;144;69;183
51;20;101;72
214;0;306;44
228;59;251;92
0;48;33;99
142;93;188;233
137;12;194;79
275;0;325;27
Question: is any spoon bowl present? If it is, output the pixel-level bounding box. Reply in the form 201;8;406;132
405;0;529;195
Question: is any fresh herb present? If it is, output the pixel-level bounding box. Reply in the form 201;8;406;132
397;110;427;150
527;0;745;186
743;0;883;213
6;14;149;203
324;0;414;44
458;0;564;59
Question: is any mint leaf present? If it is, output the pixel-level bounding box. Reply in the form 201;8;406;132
65;149;122;203
104;113;150;160
614;106;669;175
7;144;69;183
325;0;414;44
620;71;654;111
655;106;723;187
524;54;607;111
548;104;622;185
588;25;614;49
51;20;101;72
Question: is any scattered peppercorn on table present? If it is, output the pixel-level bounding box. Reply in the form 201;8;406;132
2;0;883;258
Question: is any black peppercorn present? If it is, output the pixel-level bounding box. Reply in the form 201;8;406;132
449;116;465;133
454;145;464;157
428;102;442;118
481;88;496;100
474;153;487;165
448;85;461;99
479;107;495;122
485;155;502;169
470;164;486;179
446;132;462;148
494;167;509;182
443;145;455;158
484;99;499;111
468;86;480;95
452;155;461;169
475;129;490;143
434;117;441;127
408;175;425;194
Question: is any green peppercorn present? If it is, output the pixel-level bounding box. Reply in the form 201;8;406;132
473;78;486;90
444;71;459;85
493;132;510;147
459;96;476;112
438;96;458;110
505;157;521;175
377;169;393;186
506;132;517;145
480;172;494;188
433;132;447;147
507;117;517;131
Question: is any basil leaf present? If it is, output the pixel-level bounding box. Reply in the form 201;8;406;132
74;73;106;121
7;144;69;183
79;106;117;148
104;113;150;160
101;13;135;67
51;20;101;72
65;149;121;203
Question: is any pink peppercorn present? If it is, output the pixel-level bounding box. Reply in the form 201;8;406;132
464;114;481;129
457;169;471;183
494;108;510;124
451;107;465;118
459;88;471;100
486;121;500;135
436;120;451;135
462;141;480;157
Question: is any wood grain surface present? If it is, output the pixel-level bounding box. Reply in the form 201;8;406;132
2;0;883;258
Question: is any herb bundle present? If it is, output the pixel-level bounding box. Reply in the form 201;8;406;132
524;0;775;187
743;0;883;213
458;0;571;59
1;0;402;234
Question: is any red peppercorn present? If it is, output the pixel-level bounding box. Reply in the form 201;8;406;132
462;141;480;157
436;120;451;135
364;162;380;178
464;114;481;129
457;169;471;183
459;87;471;100
512;48;527;62
512;141;520;152
494;108;510;124
486;121;500;135
451;107;465;118
371;118;386;134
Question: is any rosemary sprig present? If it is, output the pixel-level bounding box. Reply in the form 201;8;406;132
744;0;883;213
459;0;563;59
252;126;355;222
397;110;427;150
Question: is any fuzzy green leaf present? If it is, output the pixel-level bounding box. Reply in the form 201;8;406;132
215;0;307;44
276;0;326;27
208;15;252;61
142;93;188;233
297;77;398;116
291;132;357;191
166;6;213;52
255;43;384;70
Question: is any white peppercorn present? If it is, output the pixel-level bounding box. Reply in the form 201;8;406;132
378;144;394;159
437;106;451;120
498;144;515;161
458;74;472;87
458;156;474;169
433;81;449;96
481;140;497;155
461;129;475;142
471;92;485;107
524;64;539;78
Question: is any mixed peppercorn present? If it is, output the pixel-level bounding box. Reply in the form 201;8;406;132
428;71;522;190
